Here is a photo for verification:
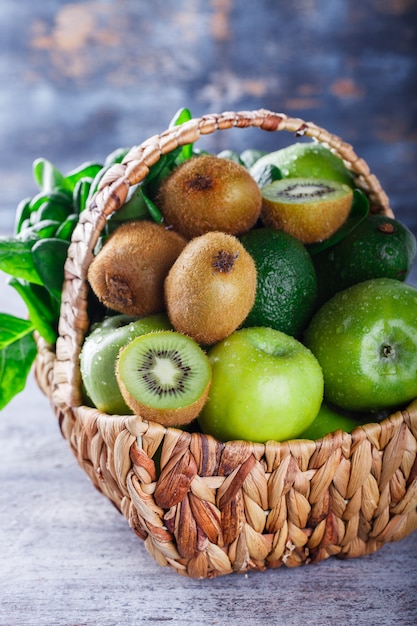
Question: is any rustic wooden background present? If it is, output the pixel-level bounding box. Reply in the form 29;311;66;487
1;1;417;625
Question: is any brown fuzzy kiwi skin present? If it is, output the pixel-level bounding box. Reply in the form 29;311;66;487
87;220;187;316
156;155;262;239
261;179;353;244
164;231;257;345
116;367;211;427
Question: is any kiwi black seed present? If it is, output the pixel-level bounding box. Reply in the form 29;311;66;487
116;330;212;426
261;177;353;244
87;220;187;316
156;154;262;239
164;231;257;345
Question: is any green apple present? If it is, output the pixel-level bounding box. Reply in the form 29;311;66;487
298;402;363;440
198;327;324;443
250;142;355;187
80;312;172;414
304;277;417;412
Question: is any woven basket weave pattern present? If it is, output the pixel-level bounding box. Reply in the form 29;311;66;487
35;110;417;578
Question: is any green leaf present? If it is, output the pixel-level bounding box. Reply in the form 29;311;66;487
0;236;42;284
110;185;150;223
33;158;67;193
145;148;183;184
140;189;163;224
169;107;192;128
31;238;69;301
8;279;58;344
217;149;243;164
251;163;282;188
14;197;31;235
34;199;72;224
169;108;193;161
64;162;102;190
54;214;78;241
18;219;60;241
0;329;37;411
308;189;370;256
29;191;72;217
140;147;184;201
239;149;268;169
0;313;35;350
72;177;93;213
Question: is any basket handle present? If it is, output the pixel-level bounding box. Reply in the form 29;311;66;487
52;109;393;411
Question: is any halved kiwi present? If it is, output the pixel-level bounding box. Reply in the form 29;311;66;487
116;330;212;427
156;154;262;239
261;177;353;244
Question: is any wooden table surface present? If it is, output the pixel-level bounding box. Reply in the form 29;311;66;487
1;1;417;624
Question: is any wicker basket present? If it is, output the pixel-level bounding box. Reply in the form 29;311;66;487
34;109;417;578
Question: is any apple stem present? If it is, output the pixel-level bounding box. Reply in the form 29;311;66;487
381;344;394;358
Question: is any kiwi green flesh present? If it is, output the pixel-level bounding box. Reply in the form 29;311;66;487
117;331;211;411
262;178;352;204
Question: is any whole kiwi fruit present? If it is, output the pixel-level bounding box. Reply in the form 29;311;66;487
156;154;262;239
164;231;257;345
87;220;187;316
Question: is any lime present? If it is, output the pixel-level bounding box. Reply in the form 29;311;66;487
250;142;355;188
312;214;417;305
241;228;318;337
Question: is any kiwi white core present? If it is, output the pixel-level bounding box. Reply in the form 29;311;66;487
141;349;191;401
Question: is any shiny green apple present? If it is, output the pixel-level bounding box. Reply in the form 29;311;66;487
298;402;363;440
304;278;417;412
198;327;324;443
80;312;172;414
